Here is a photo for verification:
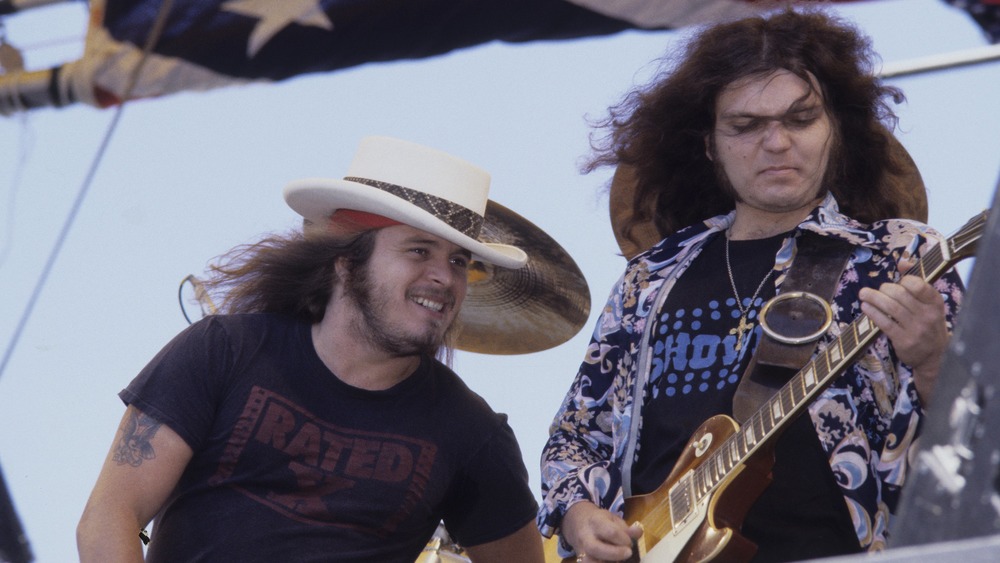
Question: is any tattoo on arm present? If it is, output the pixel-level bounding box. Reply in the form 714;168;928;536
113;410;162;467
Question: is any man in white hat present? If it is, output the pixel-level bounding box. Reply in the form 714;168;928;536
77;137;546;562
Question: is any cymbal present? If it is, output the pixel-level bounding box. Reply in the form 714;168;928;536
456;200;591;355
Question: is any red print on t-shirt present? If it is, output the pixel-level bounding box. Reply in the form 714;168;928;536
209;386;437;535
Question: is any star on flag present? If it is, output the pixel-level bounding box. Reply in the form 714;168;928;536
221;0;335;57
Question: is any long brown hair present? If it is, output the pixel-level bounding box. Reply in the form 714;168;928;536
203;230;376;322
590;9;911;246
201;228;460;364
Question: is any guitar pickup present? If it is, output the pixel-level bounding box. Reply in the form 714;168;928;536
668;472;695;529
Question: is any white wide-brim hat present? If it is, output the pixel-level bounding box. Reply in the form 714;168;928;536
284;136;527;268
281;135;592;354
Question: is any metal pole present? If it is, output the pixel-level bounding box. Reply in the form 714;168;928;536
880;43;1000;79
0;67;76;116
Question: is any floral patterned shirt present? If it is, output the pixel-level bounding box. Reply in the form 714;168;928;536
538;194;965;554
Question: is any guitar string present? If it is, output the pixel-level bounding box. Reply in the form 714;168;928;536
640;223;970;535
700;239;952;491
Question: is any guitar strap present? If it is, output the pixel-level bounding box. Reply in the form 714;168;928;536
732;232;855;423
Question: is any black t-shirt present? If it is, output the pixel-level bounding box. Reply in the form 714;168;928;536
631;232;860;562
121;313;537;562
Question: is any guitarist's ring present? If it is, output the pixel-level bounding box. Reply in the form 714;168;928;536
759;291;834;345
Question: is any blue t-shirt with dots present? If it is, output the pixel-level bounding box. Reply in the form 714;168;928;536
632;231;782;494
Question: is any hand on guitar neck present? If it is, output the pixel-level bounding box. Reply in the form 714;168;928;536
558;501;643;562
859;273;950;406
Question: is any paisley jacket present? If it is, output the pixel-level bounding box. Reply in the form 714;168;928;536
538;194;965;552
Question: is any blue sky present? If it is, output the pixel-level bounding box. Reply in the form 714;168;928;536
1;1;998;561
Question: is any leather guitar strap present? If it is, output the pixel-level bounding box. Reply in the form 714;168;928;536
732;232;854;423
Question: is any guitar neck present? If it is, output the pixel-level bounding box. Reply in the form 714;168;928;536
689;234;961;503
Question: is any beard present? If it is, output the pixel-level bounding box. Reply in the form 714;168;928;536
343;260;454;358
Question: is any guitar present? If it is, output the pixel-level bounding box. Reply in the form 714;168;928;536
548;211;988;563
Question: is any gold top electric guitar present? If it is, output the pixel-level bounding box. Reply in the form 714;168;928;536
548;211;988;563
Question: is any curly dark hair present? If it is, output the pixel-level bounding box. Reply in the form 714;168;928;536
202;230;377;322
589;8;912;245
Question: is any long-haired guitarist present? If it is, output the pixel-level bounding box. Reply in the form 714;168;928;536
538;9;965;563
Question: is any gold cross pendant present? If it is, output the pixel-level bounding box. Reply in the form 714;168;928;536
730;315;754;352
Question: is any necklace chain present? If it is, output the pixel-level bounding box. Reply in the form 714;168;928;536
725;233;775;351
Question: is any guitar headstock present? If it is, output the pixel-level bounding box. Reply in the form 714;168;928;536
948;210;990;263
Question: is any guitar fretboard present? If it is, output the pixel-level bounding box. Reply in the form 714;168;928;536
694;238;952;498
664;210;988;524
